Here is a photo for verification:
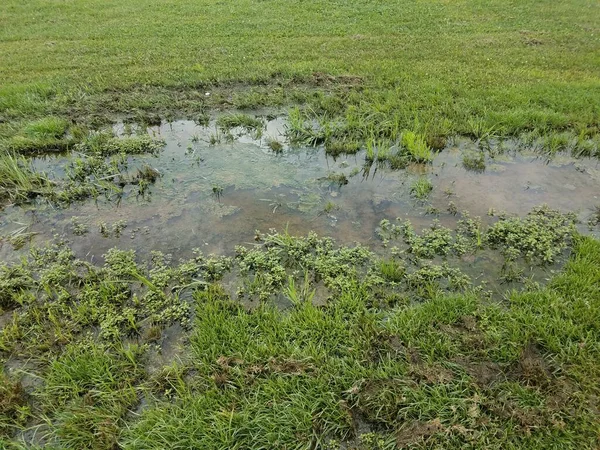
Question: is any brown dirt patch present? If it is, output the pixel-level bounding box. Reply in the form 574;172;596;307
512;343;552;388
396;418;444;448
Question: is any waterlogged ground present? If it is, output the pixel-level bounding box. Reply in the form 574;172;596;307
2;117;600;449
1;117;599;265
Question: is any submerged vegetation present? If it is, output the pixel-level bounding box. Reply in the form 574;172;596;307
0;132;165;208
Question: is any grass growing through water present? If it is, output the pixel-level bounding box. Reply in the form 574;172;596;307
266;138;284;153
410;177;433;200
124;234;600;449
462;151;486;172
216;114;263;138
0;208;598;448
4;117;72;154
1;131;165;207
0;152;53;204
401;131;433;163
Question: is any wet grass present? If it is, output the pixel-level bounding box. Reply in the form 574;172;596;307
0;131;166;207
1;0;600;447
266;138;284;154
0;153;53;204
410;178;433;200
216;114;263;134
462;151;486;172
2;207;596;448
4;117;73;154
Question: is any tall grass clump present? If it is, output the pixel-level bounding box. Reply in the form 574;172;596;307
401;131;432;162
0;153;52;203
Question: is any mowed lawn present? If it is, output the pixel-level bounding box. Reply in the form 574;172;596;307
0;0;599;134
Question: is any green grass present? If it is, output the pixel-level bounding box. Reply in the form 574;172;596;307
0;212;598;447
401;131;433;163
4;117;72;153
123;235;600;449
0;0;598;148
410;177;433;200
0;152;53;204
1;1;600;447
216;113;263;133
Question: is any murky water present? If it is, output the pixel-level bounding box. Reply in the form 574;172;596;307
1;118;599;265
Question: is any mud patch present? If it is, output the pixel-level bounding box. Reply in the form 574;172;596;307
395;418;444;448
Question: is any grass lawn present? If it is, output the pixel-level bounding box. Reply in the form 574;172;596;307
0;0;599;137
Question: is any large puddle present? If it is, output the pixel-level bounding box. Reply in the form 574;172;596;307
1;118;599;264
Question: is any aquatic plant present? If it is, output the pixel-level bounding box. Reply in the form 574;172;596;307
323;201;338;214
70;217;89;236
486;205;576;264
212;184;224;199
266;138;284;153
326;172;349;187
136;164;160;183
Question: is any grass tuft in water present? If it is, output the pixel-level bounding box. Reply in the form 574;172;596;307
216;114;263;134
0;152;53;204
325;139;361;157
4;117;72;153
75;132;165;156
266;138;284;154
401;131;433;163
410;177;433;200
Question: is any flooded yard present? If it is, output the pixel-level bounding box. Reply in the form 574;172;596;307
1;117;599;263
